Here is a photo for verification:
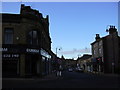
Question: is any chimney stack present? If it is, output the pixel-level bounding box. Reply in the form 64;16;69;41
108;25;117;35
95;34;100;41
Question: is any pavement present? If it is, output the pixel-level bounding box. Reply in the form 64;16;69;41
2;71;120;81
2;72;59;81
98;73;120;77
86;71;120;77
41;72;59;80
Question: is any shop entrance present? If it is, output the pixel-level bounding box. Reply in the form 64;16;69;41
2;59;19;77
25;54;39;76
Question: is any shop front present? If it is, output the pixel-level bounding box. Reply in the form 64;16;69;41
2;53;20;77
1;45;20;77
2;45;51;77
25;53;40;76
2;45;41;77
91;57;104;73
41;48;51;76
25;48;51;77
25;48;40;77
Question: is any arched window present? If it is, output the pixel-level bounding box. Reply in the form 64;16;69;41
4;28;13;44
28;30;38;45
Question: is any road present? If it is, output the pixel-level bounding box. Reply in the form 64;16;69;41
2;71;120;89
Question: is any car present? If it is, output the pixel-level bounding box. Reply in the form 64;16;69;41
75;67;84;72
68;68;73;72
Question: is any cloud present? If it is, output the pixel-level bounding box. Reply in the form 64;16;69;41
59;47;91;55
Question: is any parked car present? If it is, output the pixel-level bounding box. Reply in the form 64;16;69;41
68;68;73;72
75;67;84;72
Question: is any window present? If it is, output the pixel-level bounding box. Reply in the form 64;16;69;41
99;48;102;54
94;50;96;55
28;30;38;45
99;40;102;46
4;28;13;44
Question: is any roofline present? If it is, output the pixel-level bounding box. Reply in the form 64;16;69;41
1;13;20;15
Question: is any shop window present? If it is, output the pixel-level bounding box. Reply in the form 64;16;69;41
4;28;13;44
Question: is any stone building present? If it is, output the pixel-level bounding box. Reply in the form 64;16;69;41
91;34;104;73
64;59;77;69
77;54;92;72
91;26;120;74
1;4;52;77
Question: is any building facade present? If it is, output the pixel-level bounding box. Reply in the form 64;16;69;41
91;34;104;73
1;4;52;77
64;59;77;70
77;54;92;72
91;26;120;74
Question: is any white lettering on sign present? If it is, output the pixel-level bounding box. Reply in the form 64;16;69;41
26;48;39;53
3;54;11;58
41;48;51;58
0;48;8;52
3;54;19;58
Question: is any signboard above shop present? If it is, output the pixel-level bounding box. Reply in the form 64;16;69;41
2;53;20;58
0;48;8;52
26;48;40;53
41;48;51;58
1;45;51;59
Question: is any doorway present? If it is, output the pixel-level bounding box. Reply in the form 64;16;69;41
25;54;39;76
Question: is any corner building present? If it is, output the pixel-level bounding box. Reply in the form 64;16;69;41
2;4;52;77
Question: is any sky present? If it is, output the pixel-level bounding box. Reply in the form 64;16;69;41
1;2;118;59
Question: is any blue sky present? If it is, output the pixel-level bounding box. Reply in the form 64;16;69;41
1;2;118;59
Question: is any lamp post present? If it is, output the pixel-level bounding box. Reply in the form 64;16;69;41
55;47;62;71
56;47;62;57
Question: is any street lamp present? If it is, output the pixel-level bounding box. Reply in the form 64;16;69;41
56;47;62;57
77;54;81;58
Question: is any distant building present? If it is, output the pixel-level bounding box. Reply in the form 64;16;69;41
64;59;77;69
91;26;120;74
77;54;92;72
1;4;52;77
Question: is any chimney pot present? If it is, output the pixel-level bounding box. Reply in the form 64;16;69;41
113;26;115;29
95;34;100;41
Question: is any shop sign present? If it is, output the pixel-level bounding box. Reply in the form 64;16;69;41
0;48;8;52
26;48;40;53
41;48;51;58
41;49;47;57
2;54;19;58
